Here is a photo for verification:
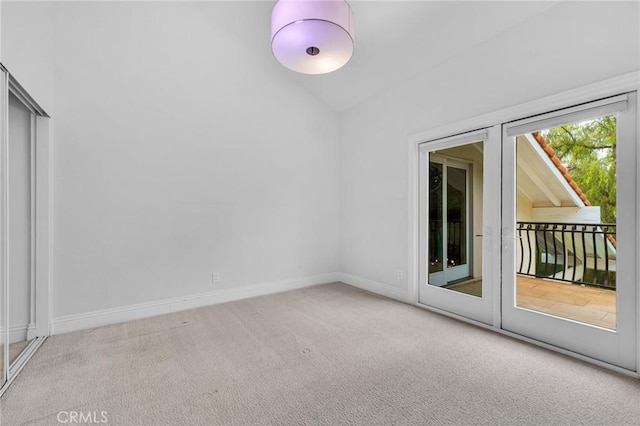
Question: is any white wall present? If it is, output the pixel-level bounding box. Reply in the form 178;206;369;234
51;2;340;318
340;2;640;293
1;1;54;114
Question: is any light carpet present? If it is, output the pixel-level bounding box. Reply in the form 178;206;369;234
1;282;639;425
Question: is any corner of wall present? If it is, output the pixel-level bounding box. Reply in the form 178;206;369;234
337;272;411;304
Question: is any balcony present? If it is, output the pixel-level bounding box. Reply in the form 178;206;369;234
516;222;616;289
447;276;616;330
445;222;617;329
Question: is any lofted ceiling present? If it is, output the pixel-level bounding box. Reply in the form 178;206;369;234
268;1;560;112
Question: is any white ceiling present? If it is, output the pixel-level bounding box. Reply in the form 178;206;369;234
274;1;560;112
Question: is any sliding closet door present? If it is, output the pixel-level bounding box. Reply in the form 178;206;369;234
0;67;6;389
0;66;50;395
501;94;637;370
7;91;34;370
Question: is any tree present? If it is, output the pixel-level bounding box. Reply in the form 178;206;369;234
541;115;617;224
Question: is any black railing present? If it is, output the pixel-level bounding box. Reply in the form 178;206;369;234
516;222;616;289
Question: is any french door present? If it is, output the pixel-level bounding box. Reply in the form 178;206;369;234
501;94;637;370
419;93;638;370
418;128;501;326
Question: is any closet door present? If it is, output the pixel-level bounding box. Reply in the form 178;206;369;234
0;67;6;389
501;94;637;370
7;91;34;372
0;67;50;395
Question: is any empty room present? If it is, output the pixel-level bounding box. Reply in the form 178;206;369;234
1;1;639;424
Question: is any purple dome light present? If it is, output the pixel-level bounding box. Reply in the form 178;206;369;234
271;0;354;74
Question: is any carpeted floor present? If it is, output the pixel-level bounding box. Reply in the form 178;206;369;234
1;282;639;425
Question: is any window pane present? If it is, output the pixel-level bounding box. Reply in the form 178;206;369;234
515;115;617;330
427;141;483;297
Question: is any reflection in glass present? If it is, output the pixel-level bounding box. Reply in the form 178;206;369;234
427;141;483;297
514;115;617;330
7;91;34;372
428;163;443;274
1;295;4;386
447;166;467;269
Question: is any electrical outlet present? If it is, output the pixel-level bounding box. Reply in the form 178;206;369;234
397;270;404;281
212;272;221;283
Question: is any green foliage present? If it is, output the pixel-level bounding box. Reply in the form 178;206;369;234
541;115;617;223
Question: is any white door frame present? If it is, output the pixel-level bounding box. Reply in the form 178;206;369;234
407;71;640;375
0;64;51;394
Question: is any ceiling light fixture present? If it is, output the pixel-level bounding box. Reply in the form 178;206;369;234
271;0;354;75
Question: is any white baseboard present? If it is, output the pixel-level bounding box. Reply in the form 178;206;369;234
51;273;340;335
0;323;30;344
337;272;411;303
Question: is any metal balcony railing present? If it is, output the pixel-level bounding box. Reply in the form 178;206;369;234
516;222;616;290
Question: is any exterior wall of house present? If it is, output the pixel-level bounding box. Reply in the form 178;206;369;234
516;191;533;222
516;191;535;275
532;207;601;224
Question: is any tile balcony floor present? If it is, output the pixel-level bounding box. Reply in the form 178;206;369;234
446;276;616;330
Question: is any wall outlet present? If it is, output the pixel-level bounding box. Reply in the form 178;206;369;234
397;270;404;281
212;272;221;283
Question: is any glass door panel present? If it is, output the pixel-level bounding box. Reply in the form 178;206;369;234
0;65;6;390
502;94;637;370
7;91;34;371
446;165;468;280
428;162;443;276
428;157;472;289
0;70;49;396
1;280;4;387
514;120;617;330
419;128;500;326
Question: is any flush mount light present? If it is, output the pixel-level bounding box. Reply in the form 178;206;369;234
271;0;354;75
